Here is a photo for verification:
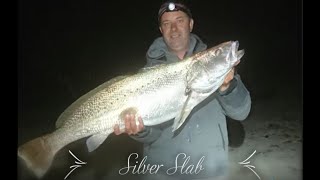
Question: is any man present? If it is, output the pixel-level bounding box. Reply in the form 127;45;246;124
114;1;251;179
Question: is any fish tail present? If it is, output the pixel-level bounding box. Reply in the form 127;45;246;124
18;134;57;179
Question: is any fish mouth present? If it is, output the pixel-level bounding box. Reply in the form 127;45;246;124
232;41;245;61
233;40;239;51
231;41;238;59
232;41;245;60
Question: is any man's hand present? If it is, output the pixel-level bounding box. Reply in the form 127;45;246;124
219;68;235;92
219;60;240;92
113;114;144;135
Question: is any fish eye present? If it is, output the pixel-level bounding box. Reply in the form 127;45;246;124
213;48;222;56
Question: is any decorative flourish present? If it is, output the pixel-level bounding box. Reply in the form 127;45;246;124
64;150;87;180
238;150;261;180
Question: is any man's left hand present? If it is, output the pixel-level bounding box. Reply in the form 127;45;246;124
219;60;240;92
219;68;235;92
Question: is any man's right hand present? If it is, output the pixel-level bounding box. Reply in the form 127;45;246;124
113;114;144;135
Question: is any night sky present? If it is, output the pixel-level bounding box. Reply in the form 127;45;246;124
18;0;302;178
18;0;302;139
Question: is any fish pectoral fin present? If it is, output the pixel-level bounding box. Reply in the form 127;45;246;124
172;91;194;132
86;133;109;152
172;109;192;132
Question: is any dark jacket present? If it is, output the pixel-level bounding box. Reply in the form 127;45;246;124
131;33;251;179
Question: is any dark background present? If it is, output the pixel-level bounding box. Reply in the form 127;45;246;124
18;0;302;179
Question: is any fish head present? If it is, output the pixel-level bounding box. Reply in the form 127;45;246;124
204;40;244;70
187;41;245;93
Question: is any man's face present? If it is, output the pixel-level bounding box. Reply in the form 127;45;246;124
159;11;194;53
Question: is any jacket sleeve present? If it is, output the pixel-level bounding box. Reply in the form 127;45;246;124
216;74;251;121
130;126;163;144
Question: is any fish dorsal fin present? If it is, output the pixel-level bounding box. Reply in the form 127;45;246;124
86;132;110;152
55;75;129;128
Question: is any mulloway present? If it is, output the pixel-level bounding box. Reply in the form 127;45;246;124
18;40;245;178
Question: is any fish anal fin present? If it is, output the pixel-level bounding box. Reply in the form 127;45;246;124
86;133;109;152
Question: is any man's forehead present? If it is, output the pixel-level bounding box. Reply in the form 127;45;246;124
158;1;192;24
160;11;189;22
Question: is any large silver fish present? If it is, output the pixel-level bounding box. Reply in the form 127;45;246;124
18;40;244;178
